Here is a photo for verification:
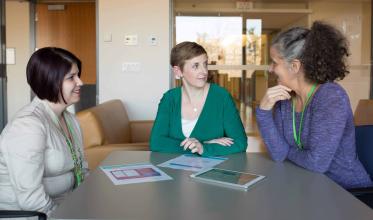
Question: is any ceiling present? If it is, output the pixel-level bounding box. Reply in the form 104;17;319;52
175;0;370;3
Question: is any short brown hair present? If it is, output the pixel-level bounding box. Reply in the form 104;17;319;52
26;47;81;103
170;41;207;70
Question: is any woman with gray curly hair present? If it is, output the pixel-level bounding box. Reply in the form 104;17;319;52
256;21;372;189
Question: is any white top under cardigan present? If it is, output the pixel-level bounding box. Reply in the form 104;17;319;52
181;118;198;138
0;97;88;215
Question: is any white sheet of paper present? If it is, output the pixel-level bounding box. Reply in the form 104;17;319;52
158;154;227;172
100;163;172;185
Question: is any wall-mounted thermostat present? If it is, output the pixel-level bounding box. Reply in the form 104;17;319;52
124;35;138;46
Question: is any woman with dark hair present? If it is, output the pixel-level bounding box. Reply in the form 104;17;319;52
150;41;247;156
0;47;88;214
256;21;372;188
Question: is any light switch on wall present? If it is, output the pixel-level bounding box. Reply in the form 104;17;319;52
103;33;112;42
122;62;141;72
6;48;15;65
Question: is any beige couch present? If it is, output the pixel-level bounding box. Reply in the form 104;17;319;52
76;99;153;169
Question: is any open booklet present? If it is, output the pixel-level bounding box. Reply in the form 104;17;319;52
100;163;172;185
190;168;265;190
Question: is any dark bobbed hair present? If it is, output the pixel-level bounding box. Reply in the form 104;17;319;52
170;41;207;70
272;21;349;83
26;47;82;103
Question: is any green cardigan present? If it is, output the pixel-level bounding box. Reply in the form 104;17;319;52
150;83;247;156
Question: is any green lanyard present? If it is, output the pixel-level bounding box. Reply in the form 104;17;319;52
45;99;84;188
53;112;84;188
63;115;84;188
292;84;317;149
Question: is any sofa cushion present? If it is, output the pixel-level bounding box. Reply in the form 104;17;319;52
91;100;131;144
76;99;153;169
76;110;104;149
130;120;154;143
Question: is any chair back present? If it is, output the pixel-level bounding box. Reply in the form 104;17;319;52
0;210;46;219
76;109;105;149
354;99;373;126
355;125;373;178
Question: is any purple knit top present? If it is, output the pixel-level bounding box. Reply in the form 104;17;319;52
256;82;372;189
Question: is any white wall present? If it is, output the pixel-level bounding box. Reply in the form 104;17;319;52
6;1;31;121
5;0;370;121
98;0;170;120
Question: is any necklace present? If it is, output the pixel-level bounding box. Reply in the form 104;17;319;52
292;84;317;149
184;85;207;113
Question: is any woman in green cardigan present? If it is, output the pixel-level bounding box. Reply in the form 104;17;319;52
150;42;247;156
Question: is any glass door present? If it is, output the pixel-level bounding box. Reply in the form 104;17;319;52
175;15;267;134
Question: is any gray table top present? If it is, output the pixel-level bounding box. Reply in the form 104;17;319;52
52;151;373;220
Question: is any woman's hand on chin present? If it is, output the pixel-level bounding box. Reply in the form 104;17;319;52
259;85;292;110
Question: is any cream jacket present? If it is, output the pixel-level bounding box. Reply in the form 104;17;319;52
0;97;88;215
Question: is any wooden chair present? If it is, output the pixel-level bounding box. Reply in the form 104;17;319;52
354;99;373;126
